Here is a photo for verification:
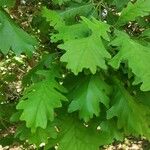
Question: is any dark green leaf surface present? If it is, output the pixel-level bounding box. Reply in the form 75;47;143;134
0;10;37;55
107;79;150;139
68;74;111;121
16;123;57;146
56;115;112;150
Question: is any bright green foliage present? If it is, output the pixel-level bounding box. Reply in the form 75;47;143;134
42;7;64;29
0;10;37;55
43;4;94;42
59;17;111;74
107;79;150;139
17;70;67;131
51;23;89;42
68;74;111;121
1;0;150;149
109;31;150;91
42;5;96;42
117;0;150;26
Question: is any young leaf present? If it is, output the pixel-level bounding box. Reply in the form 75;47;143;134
59;17;111;75
17;70;67;131
41;7;65;30
117;0;150;26
0;10;37;55
109;31;150;91
50;4;96;42
107;78;150;139
68;74;111;122
51;23;89;43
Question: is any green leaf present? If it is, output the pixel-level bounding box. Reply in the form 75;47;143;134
42;5;97;43
15;123;57;146
59;3;96;24
59;17;111;75
106;0;130;10
42;3;95;26
0;10;37;55
141;28;150;38
0;0;16;7
137;16;150;28
135;91;150;107
17;70;67;131
22;53;57;86
68;74;111;122
41;7;65;29
51;23;89;43
2;0;150;147
100;119;124;142
109;31;150;91
0;135;17;147
107;78;150;139
56;115;112;150
117;0;150;26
